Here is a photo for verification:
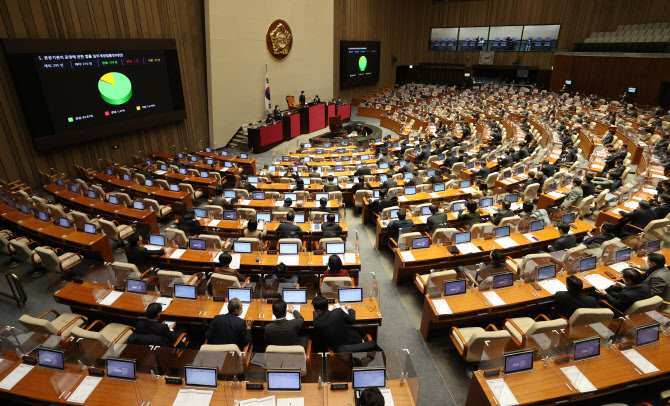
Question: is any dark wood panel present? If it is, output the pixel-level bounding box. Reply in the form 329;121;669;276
0;0;208;188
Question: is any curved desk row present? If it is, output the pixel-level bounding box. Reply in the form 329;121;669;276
93;173;193;209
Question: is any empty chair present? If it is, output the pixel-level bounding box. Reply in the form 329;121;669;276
71;322;134;345
506;253;552;277
432;228;459;245
450;324;511;362
179;183;203;200
0;233;32;256
10;240;43;274
109;192;132;207
237;208;256;220
523;183;540;201
266;345;310;376
210;273;244;297
498;215;521;228
234;238;263;252
165;227;188;246
47;204;73;222
18;309;87;338
414;269;456;295
504;314;568;346
34;247;83;275
99;219;135;252
354;190;372;209
318;237;344;250
70;211;100;232
197;234;223;250
567;308;614;328
576;195;594;219
144;198;173;219
156;270;199;293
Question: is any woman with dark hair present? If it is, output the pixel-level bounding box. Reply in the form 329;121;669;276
244;219;267;239
177;209;202;233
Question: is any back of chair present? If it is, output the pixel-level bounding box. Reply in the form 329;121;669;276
18;314;59;335
143;198;162;214
70;211;90;231
265;345;307;374
111;262;142;281
278;238;302;248
237;208;256;220
200;344;241;355
569;308;614;327
99;219;120;240
524;319;567;336
354;190;372;208
625;295;662;316
470;222;494;240
199;234;222;250
523;183;540;201
577;195;594;218
34;247;60;273
644;219;670;239
465;330;510;362
211;273;241;297
424;269;457;288
329;191;343;206
318;237;344;250
10;240;38;264
157;270;188;292
432;228;459;245
380;206;400;220
485;172;499;188
397;231;422;249
165;227;187;246
236;237;262;252
155;179;170;190
498;215;521;228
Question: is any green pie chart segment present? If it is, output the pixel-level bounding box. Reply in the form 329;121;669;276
359;56;367;72
98;72;132;105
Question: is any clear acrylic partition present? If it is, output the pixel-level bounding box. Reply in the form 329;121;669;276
0;324;65;357
595;240;629;265
425;269;461;296
260;274;317;300
519;256;561;282
107;342;160;405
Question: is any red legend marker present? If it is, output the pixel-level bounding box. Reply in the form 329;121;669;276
105;111;110;116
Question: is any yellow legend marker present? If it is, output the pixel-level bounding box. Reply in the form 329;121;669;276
136;106;141;110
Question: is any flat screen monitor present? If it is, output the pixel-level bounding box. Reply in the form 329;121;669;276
189;238;206;251
517;165;525;175
126;278;147;294
338;287;363;303
190;156;198;162
494;226;510;238
169;184;180;192
565;80;572;85
301;177;311;185
326;242;345;255
69;184;78;193
323;213;340;223
467;161;475;169
503;171;512;179
433;183;445;192
427;169;436;176
505;194;519;203
379;174;388;182
636;323;660;347
206;159;214;165
284;193;297;201
404;172;413;179
179;168;187;175
315;193;329;202
504;350;534;374
361;154;370;160
294;213;305;223
177;153;184;159
144;179;154;187
389;209;399;219
379;162;389;169
573;337;600;361
579;256;597;272
530;220;544;232
194;208;206;218
412;236;430;249
334;165;344;172
561;213;575;224
404;186;416;196
58;217;70;228
615;248;631;263
6;197;14;207
123;174;131;181
87;190;97;199
257;212;272;223
373;190;380;199
537;264;557;281
205;147;212;153
647;239;661;253
267;370;301;392
108;195;119;205
281;156;291;162
228;287;252;303
282;288;307;304
628;87;636;93
549;183;557;191
185;366;218;389
443;279;467;296
279;243;299;255
106;358;136;380
221;151;229;156
20;204;29;215
492;272;514;289
174;284;197;300
460;180;471;188
223;210;237;221
224;162;232;169
148;234;165;246
247;176;258;184
224;190;236;198
133;201;145;210
233;241;252;254
200;171;209;178
452;202;465;212
352;367;386;390
37;347;65;370
83;223;97;235
268;165;276;172
38;210;49;221
240;153;249;159
421;206;432;215
252;191;265;200
106;168;113;176
480;197;493;208
454;231;471;244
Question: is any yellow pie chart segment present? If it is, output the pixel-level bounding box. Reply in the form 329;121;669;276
98;72;132;105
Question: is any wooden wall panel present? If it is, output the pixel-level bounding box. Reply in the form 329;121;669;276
0;0;208;188
335;0;670;99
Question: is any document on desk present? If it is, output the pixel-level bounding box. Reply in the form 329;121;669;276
172;389;214;406
419;215;429;224
461;187;478;194
398;196;408;202
274;201;284;207
456;242;481;254
560;366;596;392
432;298;453;315
643;188;658;195
538;279;567;295
583;274;616;291
344;252;357;264
485;207;499;215
399;251;415;262
482;291;506;307
240;396;276;406
623;201;639;210
68;376;102;403
547;191;565;199
99;290;123;306
323;254;344;265
169;249;186;259
239;199;251;205
592;165;604;170
0;364;33;390
429;192;440;198
522;233;540;243
494;237;519;249
277;397;304;406
154;170;167;175
154;297;173;311
379;389;395;406
608;262;628;273
144;244;163;250
207;219;221;227
278;255;300;266
621;349;659;374
485;378;519;406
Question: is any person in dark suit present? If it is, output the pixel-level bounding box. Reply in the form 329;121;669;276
473;164;490;179
638;253;670;307
554;275;600;319
214;252;246;282
540;160;556;178
602;129;615;146
125;233;164;271
549;222;576;252
387;208;414;245
416;144;431;163
354;165;372;176
654;194;670;219
177;209;202;234
517;145;530;159
381;175;398;190
619;199;658;236
583;221;616;247
581;173;595;198
205;298;253;348
426;204;449;232
491;200;514;226
211;187;226;207
359;387;385;406
273;105;282;121
457;200;481;229
377;190;398;214
299;91;306;106
604;144;628;171
595;268;652;313
236;174;256;193
404;171;422;187
323;176;340;192
351;176;369;196
128;303;181;347
276;211;303;239
321;213;342;238
264;299;308;349
313;95;321;103
312;295;374;352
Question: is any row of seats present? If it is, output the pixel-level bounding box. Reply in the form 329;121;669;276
0;229;83;276
585;23;670;43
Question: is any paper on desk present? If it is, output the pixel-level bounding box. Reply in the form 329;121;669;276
170;249;186;259
461;187;478;194
643;188;658;195
419;215;429;223
380;389;395;406
143;245;163;250
621;349;660;374
608;262;629;273
0;364;33;390
494;237;519;249
538;279;567;295
277;255;299;266
274;201;284;207
239;199;251;205
429;192;440;198
208;219;221;227
398;196;408;202
323;254;344;266
68;376;102;403
154;170;167;175
154;297;173;311
547;191;565;199
623;201;639;210
583;274;616;291
272;308;299;321
561;366;596;392
399;251;415;262
220;303;249;318
172;389;214;406
432;298;453;315
344;252;357;264
99;290;123;306
240;396;276;406
592;165;604;169
456;242;481;254
485;206;498;214
277;398;304;406
485;378;519;406
483;291;506;306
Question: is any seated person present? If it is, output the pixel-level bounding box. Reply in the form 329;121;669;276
582;221;616;247
619;199;658;236
205;298;253;348
360;387;385;406
457;200;481;229
387;208;414;246
323;254;349;277
519;201;550;224
554;275;599;319
265;262;299;285
211;187;226;206
275;198;294;214
125;233;164;271
653;194;670;219
548;221;576;252
264;298;308;349
312;295;375;353
581;173;595;198
321;213;343;238
319;196;337;213
244;219;267;239
491;200;514;226
595;268;652;312
128;302;181;347
426;204;449;232
214;252;245;282
177;209;202;234
276;211;303;238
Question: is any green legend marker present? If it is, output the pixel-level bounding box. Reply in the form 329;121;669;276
98;72;132;105
358;56;367;72
67;117;73;122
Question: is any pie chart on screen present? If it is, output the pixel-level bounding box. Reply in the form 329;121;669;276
98;72;132;105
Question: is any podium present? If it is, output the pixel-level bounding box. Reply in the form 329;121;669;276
282;110;301;141
299;102;326;134
248;122;283;153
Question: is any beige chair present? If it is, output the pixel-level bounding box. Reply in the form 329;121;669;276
354;190;372;209
623;296;662;316
199;343;250;355
155;179;170;190
90;184;107;199
233;189;250;199
10;240;42;267
321;276;354;290
204;205;223;218
156;270;199;293
237;208;256;220
47;204;73;222
329;191;343;207
506;253;552;277
318;237;344;250
109;192;132;207
414;269;456;295
71;322;134;345
567;308;614;328
0;233;31;256
19;309;87;338
450;162;465;179
310;211;329;222
99;219;135;252
432;228;459;245
395;231;422;250
111;262;153;282
504;314;568;346
485;172;499;189
450;325;511;362
74;179;89;194
198;234;223;250
144;198;173;218
34;247;83;275
592;189;610;213
523;183;540;201
165;228;188;246
31;196;50;211
210;274;243;298
576;195;594;219
179;183;203;200
380;206;400;220
277;238;304;251
71;211;100;232
470;222;494;240
498;215;521;228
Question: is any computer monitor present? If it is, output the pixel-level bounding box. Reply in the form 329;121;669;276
133;201;145;210
615;248;631;263
404;172;413;179
282;288;307;304
126;279;147;294
149;234;165;246
323;213;340;223
452;202;465;212
69;184;78;193
170;184;180;192
517;165;525;175
301;177;311;185
492;272;514;289
279;243;299;255
454;231;471;244
647;239;661;253
185;366;218;389
480;197;493;208
248;176;259;184
467;161;475;169
240;153;249;159
58;217;70;228
281;156;291;162
433;183;445;192
561;213;575;224
123;174;131;181
503;171;512;179
379;162;389;169
191;156;198;162
494;226;511;238
361;154;370;160
257;212;272;223
549;183;557;191
108;195;119;205
427;169;436;176
505;193;519;203
179;168;187;175
443;279;467;296
530;220;544;232
38;211;48;222
144;179;154;187
177;153;184;159
404;186;416;196
6;197;13;208
565;80;572;85
352;368;386;390
315;193;329;201
206;159;214;165
537;264;557;281
636;323;660;347
194;208;207;218
421;206;432;215
233;241;252;254
83;223;97;235
228;287;252;303
20;204;29;215
87;190;97;199
189;238;207;251
326;242;345;255
338;287;363;303
373;190;380;199
573;337;601;361
267;370;301;392
504;350;534;375
174;284;197;300
106;358;136;380
37;347;65;370
460;180;471;188
224;161;233;168
284;193;297;201
252;191;266;200
294;213;305;223
221;151;229;156
412;236;430;249
628;87;636;93
224;190;236;198
579;256;597;272
223;210;237;221
106;168;113;176
334;165;344;172
268;165;276;172
200;171;209;178
389;209;399;219
160;164;168;171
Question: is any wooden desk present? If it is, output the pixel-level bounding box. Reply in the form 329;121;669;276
537;186;569;210
232;199;341;212
145;166;219;191
300;103;326;134
191;218;348;241
175;159;243;182
248;122;284;153
93;173;193;209
196;151;257;175
362;189;469;225
595;190;655;227
44;184;159;233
